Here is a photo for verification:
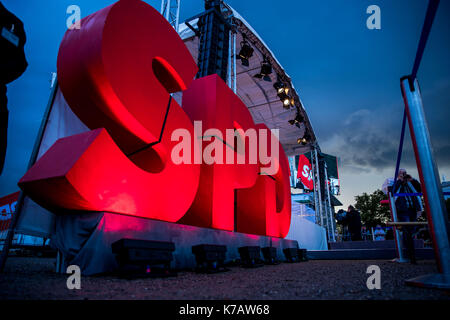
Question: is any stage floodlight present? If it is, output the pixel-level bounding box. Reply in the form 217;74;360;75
238;246;264;268
111;238;177;279
261;247;280;265
288;113;304;125
277;88;289;100
238;35;254;67
297;137;309;146
298;248;308;262
297;132;311;146
238;39;254;67
192;244;228;273
283;98;291;109
277;88;290;99
283;248;300;263
254;56;272;81
303;132;311;142
273;80;285;94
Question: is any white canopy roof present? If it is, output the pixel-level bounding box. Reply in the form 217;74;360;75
177;3;318;156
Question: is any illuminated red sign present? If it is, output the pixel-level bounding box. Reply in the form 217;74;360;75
0;192;19;231
18;0;291;238
297;155;314;190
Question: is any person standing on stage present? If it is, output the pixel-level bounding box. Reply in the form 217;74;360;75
0;2;28;175
346;205;362;241
392;168;422;264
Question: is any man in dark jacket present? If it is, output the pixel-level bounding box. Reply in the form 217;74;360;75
0;2;28;175
346;205;362;241
392;169;422;264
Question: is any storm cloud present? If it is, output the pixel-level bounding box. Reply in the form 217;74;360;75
320;79;450;176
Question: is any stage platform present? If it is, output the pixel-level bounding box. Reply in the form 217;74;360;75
328;240;425;250
52;212;299;275
307;248;435;260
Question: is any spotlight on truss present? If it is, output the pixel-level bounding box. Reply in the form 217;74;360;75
273;78;285;94
238;35;254;67
288;113;304;126
254;56;272;81
297;132;311;146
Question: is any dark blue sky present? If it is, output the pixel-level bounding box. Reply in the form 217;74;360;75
1;0;449;207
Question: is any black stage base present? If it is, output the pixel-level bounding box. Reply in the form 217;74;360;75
54;212;298;275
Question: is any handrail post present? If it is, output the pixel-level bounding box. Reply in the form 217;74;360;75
388;192;407;262
401;76;450;289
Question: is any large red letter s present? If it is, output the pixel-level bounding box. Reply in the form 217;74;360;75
19;0;200;222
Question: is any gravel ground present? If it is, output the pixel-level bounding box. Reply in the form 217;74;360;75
0;257;449;300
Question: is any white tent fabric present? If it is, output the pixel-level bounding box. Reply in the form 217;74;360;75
287;200;327;250
16;88;88;237
286;215;328;250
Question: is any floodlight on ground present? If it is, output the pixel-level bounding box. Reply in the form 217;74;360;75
192;244;228;273
238;246;264;268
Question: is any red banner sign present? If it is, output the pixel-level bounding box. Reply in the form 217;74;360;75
297;155;314;190
0;191;20;231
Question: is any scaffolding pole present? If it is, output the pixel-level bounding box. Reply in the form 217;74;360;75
401;76;450;289
313;147;324;227
160;0;181;32
324;162;336;242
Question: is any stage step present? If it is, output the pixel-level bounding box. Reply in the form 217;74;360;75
328;240;424;250
308;248;434;260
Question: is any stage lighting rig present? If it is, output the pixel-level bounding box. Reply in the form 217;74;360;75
277;88;289;100
282;97;291;109
276;88;290;109
254;56;272;81
288;113;304;126
303;132;311;142
290;97;296;107
273;79;286;94
297;131;311;146
274;78;294;109
238;35;254;67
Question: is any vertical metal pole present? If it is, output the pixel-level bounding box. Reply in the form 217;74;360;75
232;32;237;94
165;0;170;20
0;83;59;273
389;191;407;262
400;77;450;286
175;0;180;32
160;0;165;15
324;163;335;241
228;30;232;89
288;156;296;187
311;151;319;224
292;157;298;187
314;147;324;227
